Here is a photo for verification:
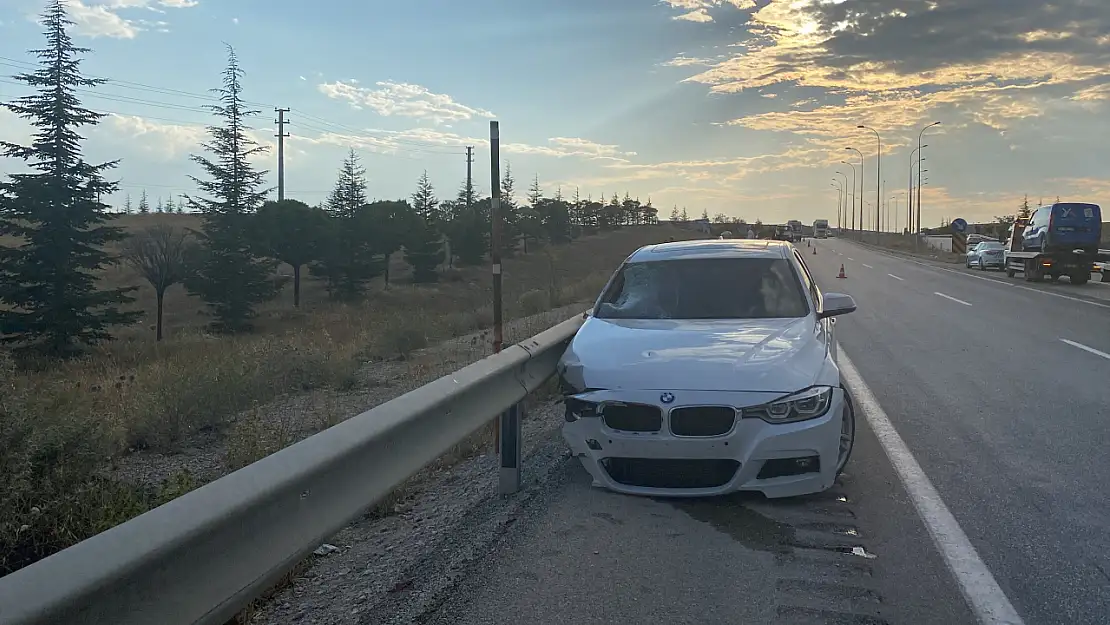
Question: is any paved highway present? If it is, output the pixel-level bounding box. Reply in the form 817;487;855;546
807;237;1110;624
309;236;1108;625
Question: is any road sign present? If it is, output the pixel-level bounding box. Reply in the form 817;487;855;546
951;218;968;233
952;232;968;255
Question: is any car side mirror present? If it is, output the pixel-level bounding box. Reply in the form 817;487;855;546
818;292;857;319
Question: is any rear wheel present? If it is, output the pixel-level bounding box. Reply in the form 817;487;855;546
1072;272;1089;285
835;388;856;478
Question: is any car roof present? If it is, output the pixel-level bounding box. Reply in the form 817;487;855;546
626;238;791;262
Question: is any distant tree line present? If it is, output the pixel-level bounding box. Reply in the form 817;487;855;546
0;1;665;357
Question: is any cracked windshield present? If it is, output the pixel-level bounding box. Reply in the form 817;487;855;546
2;0;1109;623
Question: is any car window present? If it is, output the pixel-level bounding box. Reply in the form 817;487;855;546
595;257;810;320
792;251;820;305
979;242;1004;250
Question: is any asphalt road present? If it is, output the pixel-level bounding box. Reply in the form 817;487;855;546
404;236;1110;625
806;237;1110;624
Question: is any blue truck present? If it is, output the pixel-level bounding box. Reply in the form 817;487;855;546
1003;202;1108;285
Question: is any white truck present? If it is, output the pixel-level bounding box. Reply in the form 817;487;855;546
813;219;829;239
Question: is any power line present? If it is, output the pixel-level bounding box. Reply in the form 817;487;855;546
1;57;468;154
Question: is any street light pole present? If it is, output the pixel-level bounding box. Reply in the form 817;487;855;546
858;125;882;237
840;161;856;232
835;171;848;233
831;181;843;230
846;147;864;233
917;121;941;237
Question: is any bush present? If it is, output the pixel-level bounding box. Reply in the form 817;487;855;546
518;289;550;315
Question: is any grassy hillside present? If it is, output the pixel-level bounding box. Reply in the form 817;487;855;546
0;221;703;576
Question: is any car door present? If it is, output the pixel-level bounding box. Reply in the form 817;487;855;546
792;250;834;359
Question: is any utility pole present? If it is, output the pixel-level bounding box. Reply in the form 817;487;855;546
275;108;290;201
465;146;475;213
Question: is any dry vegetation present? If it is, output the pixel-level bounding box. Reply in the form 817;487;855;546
0;216;701;576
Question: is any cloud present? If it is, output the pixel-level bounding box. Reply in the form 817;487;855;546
663;0;1110;169
303;127;635;162
103;114;275;166
60;0;197;39
317;80;495;125
674;9;713;23
661;0;757;23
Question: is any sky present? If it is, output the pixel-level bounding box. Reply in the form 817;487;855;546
1;0;1109;228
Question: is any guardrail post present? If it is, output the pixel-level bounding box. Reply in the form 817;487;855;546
499;402;522;494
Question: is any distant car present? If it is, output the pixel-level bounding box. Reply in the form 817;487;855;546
558;239;858;499
966;241;1006;270
966;234;990;247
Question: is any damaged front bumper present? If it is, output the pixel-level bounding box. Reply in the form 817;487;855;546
561;388;845;499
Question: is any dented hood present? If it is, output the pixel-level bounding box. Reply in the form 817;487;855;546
559;316;824;393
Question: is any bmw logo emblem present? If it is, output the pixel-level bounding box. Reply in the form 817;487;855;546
660;392;675;404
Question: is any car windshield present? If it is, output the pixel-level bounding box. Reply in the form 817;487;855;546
594;257;810;320
978;242;1004;250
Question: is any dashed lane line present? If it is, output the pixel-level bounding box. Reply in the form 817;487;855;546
935;292;973;306
1060;339;1110;361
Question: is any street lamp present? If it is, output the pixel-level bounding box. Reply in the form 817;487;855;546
835;171;848;232
858;125;882;236
917;121;941;236
908;144;927;236
831;181;843;230
840;160;856;231
845;147;864;231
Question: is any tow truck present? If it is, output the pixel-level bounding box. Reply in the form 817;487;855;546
1004;216;1109;285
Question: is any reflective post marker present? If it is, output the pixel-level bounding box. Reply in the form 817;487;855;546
499;403;522;494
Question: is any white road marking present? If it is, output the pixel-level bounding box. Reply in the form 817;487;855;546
888;273;904;281
1060;339;1110;361
935;292;973;306
839;352;1025;625
1012;285;1110;310
862;263;874;269
848;257;855;261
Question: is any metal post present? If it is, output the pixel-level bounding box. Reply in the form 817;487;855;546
499;402;523;494
275;108;289;201
489;121;518;492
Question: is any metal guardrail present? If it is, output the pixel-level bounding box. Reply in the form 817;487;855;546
0;314;585;625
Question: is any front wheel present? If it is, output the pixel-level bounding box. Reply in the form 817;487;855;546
836;387;856;478
978;258;986;270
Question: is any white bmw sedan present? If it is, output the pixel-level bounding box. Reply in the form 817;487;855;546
558;239;858;499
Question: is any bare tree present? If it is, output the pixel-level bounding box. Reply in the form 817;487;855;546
122;224;193;340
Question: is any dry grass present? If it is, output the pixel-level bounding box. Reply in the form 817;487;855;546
841;231;964;263
0;220;704;576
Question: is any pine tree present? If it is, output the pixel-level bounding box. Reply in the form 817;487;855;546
1018;195;1031;220
311;150;383;299
670;205;680;221
138;189;150;214
448;182;489;266
701;208;709;221
182;45;278;332
412;170;440;222
164;196;176;213
0;0;139;356
500;162;520;255
407;172;444;281
681;207;689;221
155;197;164;213
124;193;132;214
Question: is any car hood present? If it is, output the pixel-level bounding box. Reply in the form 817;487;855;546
559;316;825;393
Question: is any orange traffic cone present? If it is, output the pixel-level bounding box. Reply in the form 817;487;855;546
837;264;847;279
812;246;817;255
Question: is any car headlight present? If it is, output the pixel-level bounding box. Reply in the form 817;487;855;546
741;386;833;423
